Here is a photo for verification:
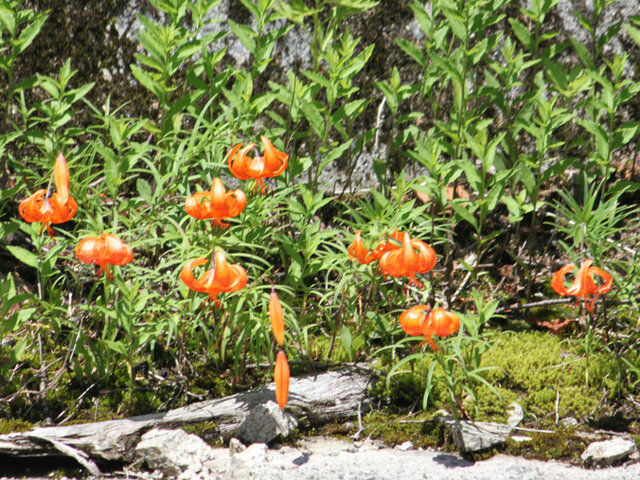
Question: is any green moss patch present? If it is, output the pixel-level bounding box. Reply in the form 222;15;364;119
478;331;623;423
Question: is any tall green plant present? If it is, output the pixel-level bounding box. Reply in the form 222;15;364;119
271;0;376;193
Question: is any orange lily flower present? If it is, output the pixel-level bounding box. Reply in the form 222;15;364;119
19;152;78;238
185;177;246;228
180;249;248;306
75;233;134;279
379;232;436;288
274;349;290;410
398;304;430;336
398;305;460;352
228;136;288;193
551;259;612;312
269;287;285;346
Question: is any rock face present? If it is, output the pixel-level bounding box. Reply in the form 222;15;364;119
581;437;640;466
14;1;640;190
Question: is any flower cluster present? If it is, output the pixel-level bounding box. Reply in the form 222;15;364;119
180;136;287;306
180;137;291;409
349;228;458;352
19;152;133;278
349;230;436;288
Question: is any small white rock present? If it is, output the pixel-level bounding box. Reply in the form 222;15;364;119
562;417;578;427
396;441;414;451
229;437;246;456
581;437;639;466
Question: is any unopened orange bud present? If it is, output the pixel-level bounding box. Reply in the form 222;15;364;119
269;287;285;346
274;350;290;410
54;152;70;204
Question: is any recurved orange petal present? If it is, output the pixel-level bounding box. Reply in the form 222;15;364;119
223;264;248;293
398;305;429;336
427;307;460;337
185;191;212;219
260;135;288;177
228;143;257;181
566;260;597;297
348;230;377;264
75;236;104;265
19;190;49;223
414;239;436;274
180;257;210;292
49;193;78;224
226;189;247;218
550;264;575;296
209;177;229;218
101;233;134;265
588;265;613;295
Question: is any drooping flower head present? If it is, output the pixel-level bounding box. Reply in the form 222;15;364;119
228;136;288;193
551;259;612;313
185;177;247;228
399;305;460;353
422;307;460;352
180;249;248;306
19;152;78;237
379;232;436;288
75;233;133;279
274;349;290;410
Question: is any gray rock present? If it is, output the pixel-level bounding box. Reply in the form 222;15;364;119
228;437;246;455
554;0;639;60
438;414;513;453
581;437;639;466
235;401;297;444
507;402;525;427
134;428;217;477
229;442;272;480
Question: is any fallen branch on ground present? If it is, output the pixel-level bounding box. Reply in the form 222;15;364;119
0;366;375;468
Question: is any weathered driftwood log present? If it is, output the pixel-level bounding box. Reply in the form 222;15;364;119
0;367;374;466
